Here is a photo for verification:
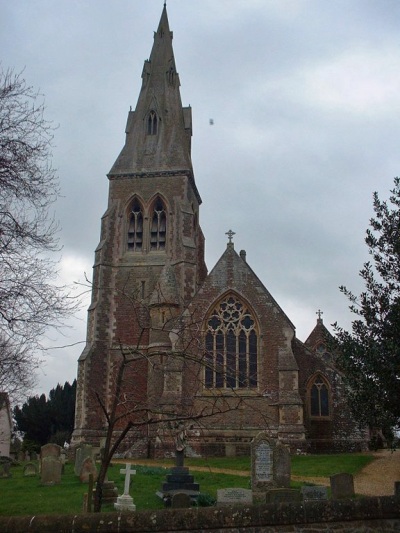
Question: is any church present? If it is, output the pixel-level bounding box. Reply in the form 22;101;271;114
72;5;368;456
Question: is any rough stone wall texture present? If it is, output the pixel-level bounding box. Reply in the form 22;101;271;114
1;496;400;532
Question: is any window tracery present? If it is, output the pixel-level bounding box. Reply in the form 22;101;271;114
204;295;258;390
150;198;166;251
127;199;143;251
309;374;330;417
147;110;158;135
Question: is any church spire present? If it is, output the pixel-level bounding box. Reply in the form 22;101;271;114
109;4;195;180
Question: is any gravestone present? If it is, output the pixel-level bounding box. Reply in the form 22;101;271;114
0;458;12;478
79;456;98;483
158;424;200;503
40;443;62;485
23;462;38;477
171;492;192;508
330;473;354;499
74;444;93;476
301;485;328;500
114;463;136;511
217;488;253;506
266;488;302;503
251;432;291;501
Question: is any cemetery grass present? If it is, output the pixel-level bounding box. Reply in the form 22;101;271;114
0;453;375;516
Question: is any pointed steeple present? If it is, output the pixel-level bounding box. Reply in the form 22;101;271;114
109;4;195;180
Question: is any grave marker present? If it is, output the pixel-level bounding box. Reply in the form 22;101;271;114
217;488;253;506
330;473;354;499
114;463;136;511
301;485;328;500
251;432;291;501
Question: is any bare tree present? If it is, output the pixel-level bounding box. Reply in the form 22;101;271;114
0;67;77;400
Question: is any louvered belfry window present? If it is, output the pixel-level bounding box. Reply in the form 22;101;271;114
150;198;166;251
205;295;257;389
127;199;143;251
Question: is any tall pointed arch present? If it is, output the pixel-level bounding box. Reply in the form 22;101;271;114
150;196;167;251
127;197;144;251
308;373;331;418
204;294;258;390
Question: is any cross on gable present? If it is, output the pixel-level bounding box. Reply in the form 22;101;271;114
120;463;136;496
226;229;235;244
316;309;323;320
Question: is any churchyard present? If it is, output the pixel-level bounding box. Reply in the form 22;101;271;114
0;450;374;516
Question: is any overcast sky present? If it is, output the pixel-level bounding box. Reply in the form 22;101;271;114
2;0;400;399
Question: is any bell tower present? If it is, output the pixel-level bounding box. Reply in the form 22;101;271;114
72;5;207;448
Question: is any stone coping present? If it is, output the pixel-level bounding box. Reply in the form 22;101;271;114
0;496;399;532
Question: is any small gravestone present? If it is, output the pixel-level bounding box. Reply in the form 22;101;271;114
18;451;25;462
330;473;354;499
80;456;98;483
74;444;93;476
114;463;136;511
40;443;62;485
266;488;302;503
23;462;38;477
217;488;253;506
171;492;192;508
0;459;12;478
251;432;291;501
301;485;328;500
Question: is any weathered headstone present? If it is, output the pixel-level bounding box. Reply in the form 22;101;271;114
171;492;192;508
114;463;136;511
330;473;354;499
266;488;302;503
40;443;62;485
79;456;98;483
217;488;253;506
301;485;328;501
251;432;291;501
23;462;38;477
74;444;93;476
0;458;12;478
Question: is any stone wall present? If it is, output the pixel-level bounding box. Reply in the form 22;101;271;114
1;496;399;532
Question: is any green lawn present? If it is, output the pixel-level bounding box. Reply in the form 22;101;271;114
0;453;375;516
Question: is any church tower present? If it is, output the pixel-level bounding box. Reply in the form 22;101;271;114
72;5;207;448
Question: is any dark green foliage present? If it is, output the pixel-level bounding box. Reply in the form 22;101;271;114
196;493;217;507
334;177;400;429
14;380;76;449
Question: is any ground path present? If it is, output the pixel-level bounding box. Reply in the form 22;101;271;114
119;449;400;497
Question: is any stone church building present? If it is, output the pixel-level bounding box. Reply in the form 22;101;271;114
72;6;367;456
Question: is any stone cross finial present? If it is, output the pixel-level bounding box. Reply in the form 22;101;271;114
120;463;136;496
316;309;323;320
226;229;235;244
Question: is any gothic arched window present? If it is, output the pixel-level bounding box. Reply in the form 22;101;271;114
204;295;258;390
147;110;158;135
127;199;143;251
150;198;166;251
309;375;330;417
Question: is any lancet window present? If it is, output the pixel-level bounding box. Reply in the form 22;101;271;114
310;374;330;417
150;198;166;251
147;110;158;135
127;199;143;251
204;295;258;390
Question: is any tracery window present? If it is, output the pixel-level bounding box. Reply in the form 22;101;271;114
150;198;166;251
204;295;258;389
310;375;330;417
127;199;143;251
147;110;158;135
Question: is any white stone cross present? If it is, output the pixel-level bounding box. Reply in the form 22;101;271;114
120;463;136;496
